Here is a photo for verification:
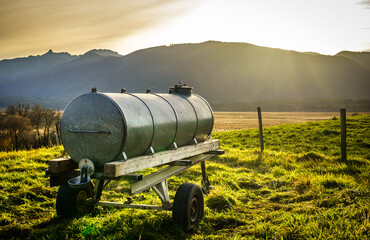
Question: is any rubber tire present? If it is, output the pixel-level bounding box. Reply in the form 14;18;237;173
56;183;94;218
172;183;204;227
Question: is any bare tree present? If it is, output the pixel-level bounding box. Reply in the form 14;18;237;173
1;114;32;150
16;103;30;116
6;105;17;115
43;107;58;147
6;103;30;116
2;102;61;150
29;104;44;148
0;114;12;151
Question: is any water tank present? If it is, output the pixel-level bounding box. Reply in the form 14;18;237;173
60;85;213;169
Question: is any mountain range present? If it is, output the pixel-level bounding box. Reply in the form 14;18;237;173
0;41;369;111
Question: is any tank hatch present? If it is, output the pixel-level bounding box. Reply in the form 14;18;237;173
169;83;193;95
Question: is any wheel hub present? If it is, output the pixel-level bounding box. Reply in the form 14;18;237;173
190;197;199;222
76;190;88;213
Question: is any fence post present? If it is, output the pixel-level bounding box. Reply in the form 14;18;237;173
55;122;60;146
340;108;347;161
257;107;264;152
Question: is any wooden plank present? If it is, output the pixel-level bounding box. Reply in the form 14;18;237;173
48;157;78;174
131;154;213;194
104;139;220;177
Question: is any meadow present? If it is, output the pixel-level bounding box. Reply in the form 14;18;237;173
213;111;368;132
0;114;369;239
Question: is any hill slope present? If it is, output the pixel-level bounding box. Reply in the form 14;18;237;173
0;115;369;239
0;42;369;107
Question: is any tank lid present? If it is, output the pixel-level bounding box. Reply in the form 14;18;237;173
169;83;193;95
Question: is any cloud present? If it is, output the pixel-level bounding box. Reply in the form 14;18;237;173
0;0;197;59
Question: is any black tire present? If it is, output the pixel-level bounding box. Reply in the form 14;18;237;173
56;183;94;218
172;183;204;227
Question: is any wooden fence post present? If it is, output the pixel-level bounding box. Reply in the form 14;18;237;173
257;107;264;152
55;122;60;146
340;108;347;161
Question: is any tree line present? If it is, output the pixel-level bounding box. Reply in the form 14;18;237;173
0;103;61;151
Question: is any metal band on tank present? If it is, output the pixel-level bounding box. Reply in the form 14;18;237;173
99;93;128;158
151;93;179;146
126;93;156;153
193;93;214;136
173;94;199;144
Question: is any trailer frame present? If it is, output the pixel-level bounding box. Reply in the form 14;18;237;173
47;139;223;226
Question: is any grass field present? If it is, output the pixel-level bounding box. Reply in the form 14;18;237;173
213;111;368;132
0;114;369;239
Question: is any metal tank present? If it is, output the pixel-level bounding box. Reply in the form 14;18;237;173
60;85;213;169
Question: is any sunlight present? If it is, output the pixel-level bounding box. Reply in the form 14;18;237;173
116;0;370;56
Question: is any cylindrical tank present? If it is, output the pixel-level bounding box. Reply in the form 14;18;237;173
60;85;213;169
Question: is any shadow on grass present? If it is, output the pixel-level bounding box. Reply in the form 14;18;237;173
0;216;74;239
6;212;190;240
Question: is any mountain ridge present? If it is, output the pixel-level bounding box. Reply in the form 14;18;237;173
0;41;369;110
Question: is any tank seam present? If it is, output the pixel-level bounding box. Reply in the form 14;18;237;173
193;93;214;138
173;94;199;144
126;93;155;154
99;93;128;160
152;93;178;149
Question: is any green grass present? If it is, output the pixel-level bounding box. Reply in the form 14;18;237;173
0;115;369;239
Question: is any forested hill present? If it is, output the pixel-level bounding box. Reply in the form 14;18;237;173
0;42;369;109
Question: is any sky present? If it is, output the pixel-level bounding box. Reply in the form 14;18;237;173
0;0;369;60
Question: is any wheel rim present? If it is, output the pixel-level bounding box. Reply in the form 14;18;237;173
76;190;88;213
190;197;199;223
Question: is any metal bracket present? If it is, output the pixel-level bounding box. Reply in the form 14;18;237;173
169;160;192;166
152;180;170;206
93;179;105;201
94;201;171;210
149;146;155;154
131;154;213;195
201;161;213;195
207;150;225;155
